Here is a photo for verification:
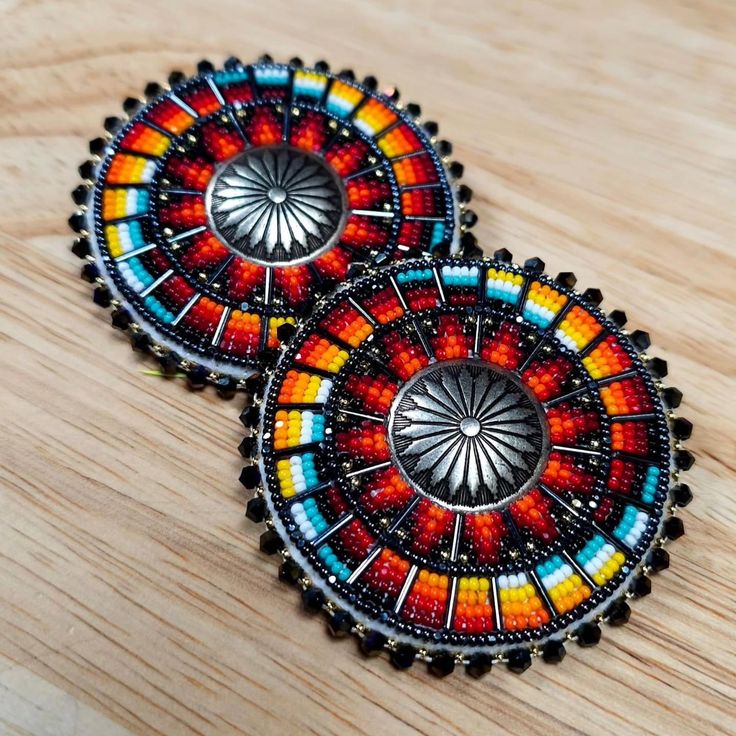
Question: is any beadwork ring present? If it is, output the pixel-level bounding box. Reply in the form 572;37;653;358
70;56;475;392
242;252;692;675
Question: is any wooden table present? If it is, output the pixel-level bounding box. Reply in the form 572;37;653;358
1;1;734;734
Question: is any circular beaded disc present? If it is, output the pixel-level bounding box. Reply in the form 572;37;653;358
250;256;692;672
70;57;471;384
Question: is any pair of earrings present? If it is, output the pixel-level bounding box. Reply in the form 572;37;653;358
70;56;693;675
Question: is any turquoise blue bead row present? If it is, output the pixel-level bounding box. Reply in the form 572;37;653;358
441;266;479;288
641;466;660;504
254;67;288;86
318;543;352;581
430;222;445;247
486;281;520;305
396;268;433;284
576;534;606;566
301;453;321;490
613;505;639;541
127;256;154;287
303;497;327;531
522;306;554;329
310;414;325;443
214;69;249;85
536;554;565;578
144;294;174;324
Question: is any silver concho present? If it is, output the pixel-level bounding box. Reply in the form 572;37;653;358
388;360;549;511
206;146;347;266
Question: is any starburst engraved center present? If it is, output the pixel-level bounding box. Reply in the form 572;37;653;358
387;360;549;511
206;146;347;266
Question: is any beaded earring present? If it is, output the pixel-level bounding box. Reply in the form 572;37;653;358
242;253;692;675
70;56;476;394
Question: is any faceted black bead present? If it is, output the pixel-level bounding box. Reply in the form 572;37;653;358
278;558;301;585
130;331;151;353
327;610;353;637
359;630;387;656
524;257;545;273
79;160;96;180
631;574;651;597
111;307;131;330
123;97;141;115
346;262;367;280
675;450;695;471
71;237;90;259
493;247;513;263
542;639;566;663
130;331;150;352
215;377;237;399
276;322;297;343
606;599;631;626
68;213;86;233
240;405;260;428
373;251;391;267
461;232;482;258
664;516;685;540
386;86;400;102
390;644;416;670
362;75;378;90
432;241;451;257
507;648;532;674
459;232;476;247
436;140;453;157
648;547;670;572
81;263;99;282
186;365;209;391
224;56;242;70
238;436;257;458
301;587;325;612
104;116;122;133
92;286;111;308
648;357;668;378
245;496;266;523
583;287;603;306
288;57;303;68
158;352;180;377
197;59;215;74
144;82;163;98
577;622;601;647
314;60;330;72
556;272;577;288
88;137;107;157
466;652;493;678
662;387;683;409
630;329;651;351
239;465;261;489
338;69;356;81
405;102;421;118
460;209;478;228
422;120;438;137
428;652;455;677
71;184;89;205
259;529;283;555
608;309;627;327
672;417;693;440
168;70;187;86
457;184;473;203
260;348;279;367
672;483;693;507
244;374;263;396
448;161;464;179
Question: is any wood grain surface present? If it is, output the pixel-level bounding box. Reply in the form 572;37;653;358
1;1;735;734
